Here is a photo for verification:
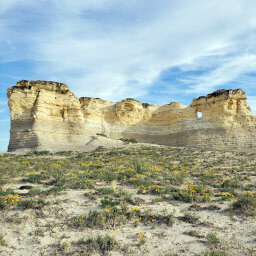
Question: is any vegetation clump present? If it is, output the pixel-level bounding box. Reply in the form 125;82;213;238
232;195;256;215
82;234;118;254
0;234;6;246
120;137;138;143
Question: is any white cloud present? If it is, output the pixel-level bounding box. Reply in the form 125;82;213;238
0;0;256;101
185;54;256;94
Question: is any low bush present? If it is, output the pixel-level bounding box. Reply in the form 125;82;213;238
232;195;256;215
120;138;138;143
81;234;117;254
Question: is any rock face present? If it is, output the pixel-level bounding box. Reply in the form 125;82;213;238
7;80;256;152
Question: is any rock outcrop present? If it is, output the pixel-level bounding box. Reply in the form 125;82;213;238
7;80;256;152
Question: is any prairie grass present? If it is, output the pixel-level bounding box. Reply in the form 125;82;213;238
0;145;255;255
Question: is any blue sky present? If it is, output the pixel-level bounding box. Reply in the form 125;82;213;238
0;0;256;151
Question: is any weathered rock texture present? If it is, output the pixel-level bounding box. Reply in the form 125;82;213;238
7;80;256;152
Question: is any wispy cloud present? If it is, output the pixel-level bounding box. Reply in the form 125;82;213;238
179;54;256;94
0;0;256;102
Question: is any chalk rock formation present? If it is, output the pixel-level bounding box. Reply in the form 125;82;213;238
7;80;256;152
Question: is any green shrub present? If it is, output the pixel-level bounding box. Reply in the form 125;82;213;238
0;234;6;246
96;187;115;195
180;212;199;224
206;233;220;246
0;189;15;196
71;208;131;229
83;234;117;254
232;195;256;215
199;250;227;256
0;200;4;210
33;150;51;155
98;170;118;182
132;159;146;174
170;190;194;203
24;174;46;184
168;173;185;185
27;188;43;197
120;138;138;143
100;196;120;208
17;199;49;209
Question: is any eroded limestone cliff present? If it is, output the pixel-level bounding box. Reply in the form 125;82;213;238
7;80;256;152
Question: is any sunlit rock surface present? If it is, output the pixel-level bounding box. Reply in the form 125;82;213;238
7;80;256;152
